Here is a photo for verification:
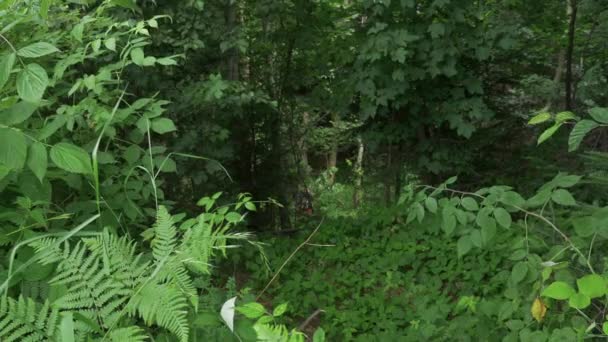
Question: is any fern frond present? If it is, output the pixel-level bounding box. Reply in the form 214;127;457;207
108;326;148;341
152;206;178;262
0;296;59;342
128;283;189;342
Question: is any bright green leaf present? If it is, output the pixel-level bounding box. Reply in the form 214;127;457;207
0;127;27;170
555;111;578;123
17;42;59;58
537;123;563;145
237;302;265;319
313;328;326;342
0;53;15;90
0;101;38;125
425;197;438;213
569;120;599;152
272;303;288;317
528;112;551;125
50;142;92;174
461;197;479;211
17;63;48;103
27;141;47;182
130;48;144;66
568;293;591;309
151;118;177;134
104;38;116;51
493;208;512;229
541;281;575;300
577;274;607;299
551;189;576;206
589;107;608;124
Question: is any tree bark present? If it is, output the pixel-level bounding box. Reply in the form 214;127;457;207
565;0;577;110
353;135;364;208
327;112;339;185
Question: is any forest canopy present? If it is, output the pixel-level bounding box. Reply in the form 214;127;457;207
1;0;608;341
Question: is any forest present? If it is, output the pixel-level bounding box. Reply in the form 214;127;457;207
1;0;608;341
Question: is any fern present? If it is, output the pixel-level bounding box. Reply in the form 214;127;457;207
128;283;189;342
152;206;178;262
2;205;260;342
107;326;147;341
0;296;59;342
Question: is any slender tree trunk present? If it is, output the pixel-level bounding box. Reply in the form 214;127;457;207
544;50;565;111
327;112;339;185
565;0;577;110
300;111;310;180
384;142;392;206
225;0;240;81
353;135;364;208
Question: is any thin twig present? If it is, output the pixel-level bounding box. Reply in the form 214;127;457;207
298;309;325;331
256;218;325;301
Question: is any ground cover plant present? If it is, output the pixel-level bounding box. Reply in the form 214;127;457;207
2;0;608;341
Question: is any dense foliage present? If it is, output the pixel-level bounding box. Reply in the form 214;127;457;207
2;0;608;341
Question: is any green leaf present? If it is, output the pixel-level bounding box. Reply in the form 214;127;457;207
470;229;482;248
39;0;50;19
493;208;512;229
151;118;177;134
551;189;576;206
480;218;496;245
442;209;456;235
50;142;92;174
555;111;578;123
572;216;596;238
457;235;473;258
568;293;591;309
461;197;479;211
225;212;242;224
0;101;38;125
0;53;15;90
603;322;608;335
27;141;47;182
130;48;144;66
272;303;288;317
589;107;608;124
17;42;59;58
0;127;27;170
17;63;48;103
104;38;116;51
143;56;156;66
500;191;526;207
541;281;575;300
123;145;141;164
237;302;265;319
576;274;607;299
528;112;551;125
552;173;581;188
244;202;256;211
537;123;563;145
569;120;599;152
511;262;528;284
313;328;326;342
156;57;178;66
425;197;438;213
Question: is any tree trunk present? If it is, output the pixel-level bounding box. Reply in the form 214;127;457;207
225;0;239;81
384;142;392;206
353;135;364;208
565;0;577;110
327;112;339;185
544;50;565;111
300;111;310;180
